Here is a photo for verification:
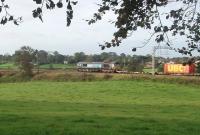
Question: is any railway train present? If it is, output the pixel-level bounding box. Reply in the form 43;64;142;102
77;62;118;72
77;61;199;75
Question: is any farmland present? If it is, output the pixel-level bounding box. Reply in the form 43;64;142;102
0;80;200;135
0;63;75;69
39;64;75;69
0;63;17;69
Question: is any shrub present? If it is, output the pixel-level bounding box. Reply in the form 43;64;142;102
103;74;113;80
79;73;96;81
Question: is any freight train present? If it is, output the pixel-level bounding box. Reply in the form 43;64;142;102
77;61;199;75
77;62;118;72
164;64;196;75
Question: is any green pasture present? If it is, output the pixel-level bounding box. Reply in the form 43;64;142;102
143;68;158;73
0;63;17;69
39;64;75;69
0;80;200;135
0;63;75;70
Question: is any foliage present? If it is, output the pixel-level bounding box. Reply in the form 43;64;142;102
14;46;36;76
2;47;200;71
1;70;200;85
74;52;87;63
0;54;13;64
37;50;48;65
197;63;200;73
157;63;164;72
89;0;200;55
127;56;144;72
0;0;77;26
1;0;200;55
0;0;22;25
103;74;113;80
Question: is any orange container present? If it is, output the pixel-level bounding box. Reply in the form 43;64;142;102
164;64;195;74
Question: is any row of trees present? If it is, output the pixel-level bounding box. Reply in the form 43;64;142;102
1;46;200;76
0;46;154;65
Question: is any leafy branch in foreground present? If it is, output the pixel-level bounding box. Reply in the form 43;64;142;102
0;0;77;26
1;0;200;56
32;0;77;26
0;0;22;25
88;0;200;56
33;0;77;26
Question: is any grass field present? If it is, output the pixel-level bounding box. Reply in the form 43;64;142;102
143;68;158;73
39;64;75;69
0;63;75;69
0;80;200;135
0;63;17;69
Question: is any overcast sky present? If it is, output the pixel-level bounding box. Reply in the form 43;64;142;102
0;0;197;57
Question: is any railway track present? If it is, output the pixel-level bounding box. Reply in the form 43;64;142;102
1;68;200;77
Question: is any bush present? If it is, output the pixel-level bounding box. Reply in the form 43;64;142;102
0;73;31;83
103;74;113;80
197;63;200;73
157;64;164;72
79;73;96;81
0;70;200;85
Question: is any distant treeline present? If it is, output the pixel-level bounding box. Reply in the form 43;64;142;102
0;47;199;72
1;51;153;66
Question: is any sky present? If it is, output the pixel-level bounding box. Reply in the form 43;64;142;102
0;0;197;57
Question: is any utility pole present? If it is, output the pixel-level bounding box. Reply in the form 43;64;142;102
124;58;126;68
152;47;156;76
152;46;172;76
35;50;40;74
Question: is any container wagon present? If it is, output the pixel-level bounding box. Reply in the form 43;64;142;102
164;64;195;75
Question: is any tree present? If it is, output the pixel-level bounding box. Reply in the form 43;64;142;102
91;54;102;62
89;0;200;55
115;53;126;68
14;46;36;76
1;0;200;55
157;63;164;73
127;56;144;72
52;51;65;64
74;52;86;62
66;55;76;64
0;0;77;25
197;63;200;73
0;53;12;64
100;52;110;62
37;50;48;65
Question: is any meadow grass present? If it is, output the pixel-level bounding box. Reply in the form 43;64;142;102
0;80;200;135
39;64;75;69
0;63;17;69
0;63;75;70
143;67;158;73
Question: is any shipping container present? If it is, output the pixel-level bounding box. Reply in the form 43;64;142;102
164;64;195;74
